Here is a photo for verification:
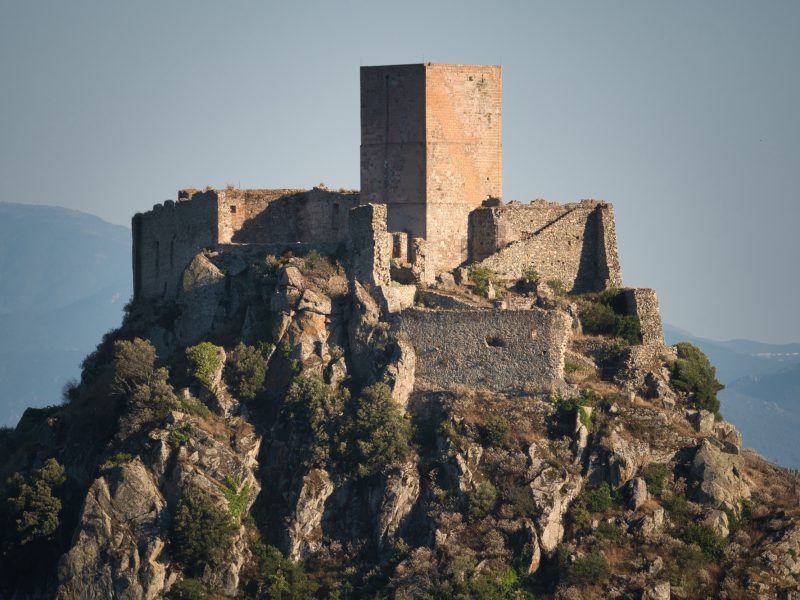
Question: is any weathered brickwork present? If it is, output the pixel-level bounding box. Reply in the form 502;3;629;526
133;187;358;301
396;308;571;392
361;64;502;275
622;288;665;346
469;200;623;293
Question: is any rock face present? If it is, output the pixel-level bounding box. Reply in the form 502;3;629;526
57;459;168;600
6;244;800;600
530;466;583;554
287;469;334;561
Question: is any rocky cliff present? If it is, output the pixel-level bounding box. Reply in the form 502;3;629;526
1;247;798;600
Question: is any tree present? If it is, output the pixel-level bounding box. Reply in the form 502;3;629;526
349;384;412;478
226;342;268;401
671;342;724;418
171;487;237;575
186;342;222;391
6;458;65;545
282;376;345;468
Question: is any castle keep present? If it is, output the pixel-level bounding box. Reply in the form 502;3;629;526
132;63;662;392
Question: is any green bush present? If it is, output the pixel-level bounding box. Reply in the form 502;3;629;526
171;487;237;575
546;279;566;297
482;414;509;446
583;482;613;513
522;265;540;284
186;342;222;391
113;339;178;435
468;265;495;297
684;523;727;559
226;342;268;401
579;291;642;345
220;475;251;521
642;463;669;497
596;521;622;542
670;342;724;418
168;578;207;600
283;376;345;468
250;540;318;599
349;383;412;478
469;481;499;519
6;458;66;545
564;550;611;586
102;452;133;469
553;394;592;431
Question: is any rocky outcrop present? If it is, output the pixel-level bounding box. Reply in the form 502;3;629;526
287;469;334;561
372;459;420;550
57;459;168;600
530;466;583;555
690;439;751;510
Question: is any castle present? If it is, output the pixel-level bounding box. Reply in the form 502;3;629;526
132;63;663;392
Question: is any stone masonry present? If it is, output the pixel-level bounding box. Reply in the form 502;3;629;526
130;62;665;391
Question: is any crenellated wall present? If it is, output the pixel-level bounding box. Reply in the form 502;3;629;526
469;200;622;293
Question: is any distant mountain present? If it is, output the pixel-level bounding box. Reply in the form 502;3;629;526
665;324;800;467
0;203;131;427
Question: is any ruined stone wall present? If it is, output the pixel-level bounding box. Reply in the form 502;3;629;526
347;203;391;288
180;187;360;246
469;200;623;293
622;288;665;346
132;196;218;301
397;308;570;392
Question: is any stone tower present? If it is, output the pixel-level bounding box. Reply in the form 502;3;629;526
360;63;502;275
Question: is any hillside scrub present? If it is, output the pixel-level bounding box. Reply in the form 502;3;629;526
226;342;269;401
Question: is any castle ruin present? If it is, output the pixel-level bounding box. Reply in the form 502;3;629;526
131;63;663;392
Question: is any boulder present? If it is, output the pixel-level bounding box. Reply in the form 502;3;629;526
627;477;649;510
643;581;671;600
690;439;751;510
372;459;420;550
174;253;226;345
704;509;730;538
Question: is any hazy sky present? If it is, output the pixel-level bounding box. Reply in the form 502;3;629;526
1;1;798;343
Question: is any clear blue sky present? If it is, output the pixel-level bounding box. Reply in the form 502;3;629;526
1;1;798;343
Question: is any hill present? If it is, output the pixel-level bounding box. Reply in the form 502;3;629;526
0;203;131;427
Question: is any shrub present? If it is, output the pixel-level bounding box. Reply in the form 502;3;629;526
564;550;611;586
546;279;566;297
583;482;613;513
168;578;207;600
283;376;345;468
564;360;583;374
522;265;540;284
250;541;318;599
102;452;133;469
684;523;727;559
670;342;724;418
113;339;177;435
226;342;268;401
6;458;66;545
469;481;498;518
171;487;237;575
349;383;412;478
642;463;669;496
220;475;251;521
112;338;157;394
482;414;509;446
579;292;642;345
596;521;622;542
554;394;592;431
468;265;495;297
186;342;222;391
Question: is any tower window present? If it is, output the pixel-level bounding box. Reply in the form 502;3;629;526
230;205;237;214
